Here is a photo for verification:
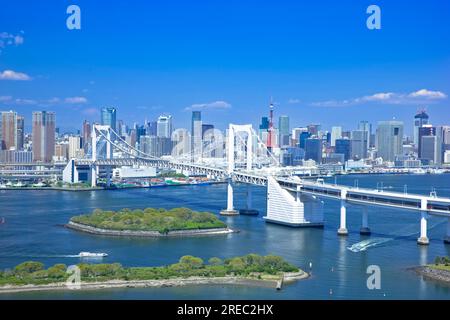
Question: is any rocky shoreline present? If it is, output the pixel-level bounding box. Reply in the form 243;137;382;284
0;271;309;294
66;221;236;238
412;266;450;285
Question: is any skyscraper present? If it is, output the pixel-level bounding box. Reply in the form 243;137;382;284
376;121;404;162
304;138;322;163
330;126;342;147
16;116;24;150
335;138;351;161
191;111;202;159
418;125;436;158
101;107;117;132
82;120;91;152
32;111;56;162
358;121;372;150
278;115;290;147
1;111;18;150
414;110;429;148
350;130;368;160
157;115;173;138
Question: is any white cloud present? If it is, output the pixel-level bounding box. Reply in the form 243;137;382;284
186;100;232;111
311;89;447;107
14;98;37;105
64;96;88;104
0;70;31;81
408;89;447;99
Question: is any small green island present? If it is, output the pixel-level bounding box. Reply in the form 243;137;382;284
0;254;308;293
67;207;234;237
414;256;450;285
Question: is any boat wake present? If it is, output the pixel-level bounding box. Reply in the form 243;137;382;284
347;219;445;253
347;238;391;252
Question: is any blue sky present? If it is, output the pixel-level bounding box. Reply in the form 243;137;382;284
0;0;449;134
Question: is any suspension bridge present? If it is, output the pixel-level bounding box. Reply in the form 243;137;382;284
62;124;450;246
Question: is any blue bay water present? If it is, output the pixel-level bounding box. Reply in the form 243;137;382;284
0;174;449;299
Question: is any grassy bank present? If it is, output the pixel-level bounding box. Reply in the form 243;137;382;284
0;254;302;289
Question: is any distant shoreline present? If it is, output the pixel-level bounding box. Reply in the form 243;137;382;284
412;266;450;286
0;181;226;192
0;271;308;294
66;221;236;238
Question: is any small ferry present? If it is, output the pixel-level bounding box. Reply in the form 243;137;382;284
79;252;108;258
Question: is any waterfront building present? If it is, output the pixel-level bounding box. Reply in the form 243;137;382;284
414;110;429;148
304;138;322;163
1;111;18;150
55;143;69;161
82;120;91;152
358;121;372;150
330;126;342;147
350;130;368;160
68;136;84;159
335;138;351;161
16;115;24;150
376;121;404;162
101;107;117;132
32;111;56;162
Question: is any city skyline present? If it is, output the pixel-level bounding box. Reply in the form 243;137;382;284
1;1;449;133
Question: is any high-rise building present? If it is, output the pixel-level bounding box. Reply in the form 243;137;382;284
68;136;83;159
145;121;157;136
101;107;117;132
16;116;24;150
376;121;404;162
418;125;436;158
350;130;368;160
298;131;311;149
330;126;342;147
420;135;438;164
191;111;202;159
278;115;290;147
358;121;372;149
304;138;322;163
1;111;18;150
82;120;91;152
335;138;351;161
307;124;321;136
157;115;173;138
32;111;56;162
414;110;429;148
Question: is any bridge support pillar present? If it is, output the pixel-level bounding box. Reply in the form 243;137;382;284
360;207;371;235
106;166;112;188
240;185;259;216
337;200;348;236
220;178;239;216
417;211;430;246
444;218;450;244
90;165;97;188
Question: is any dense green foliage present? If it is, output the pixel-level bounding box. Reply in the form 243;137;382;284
71;207;227;233
433;256;450;267
0;254;299;287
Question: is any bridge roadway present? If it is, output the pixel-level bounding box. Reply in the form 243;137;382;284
74;158;450;217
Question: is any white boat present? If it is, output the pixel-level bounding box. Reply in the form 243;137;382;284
79;252;108;258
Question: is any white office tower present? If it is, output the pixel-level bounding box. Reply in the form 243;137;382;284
157;115;173;138
264;177;324;227
331;126;342;147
